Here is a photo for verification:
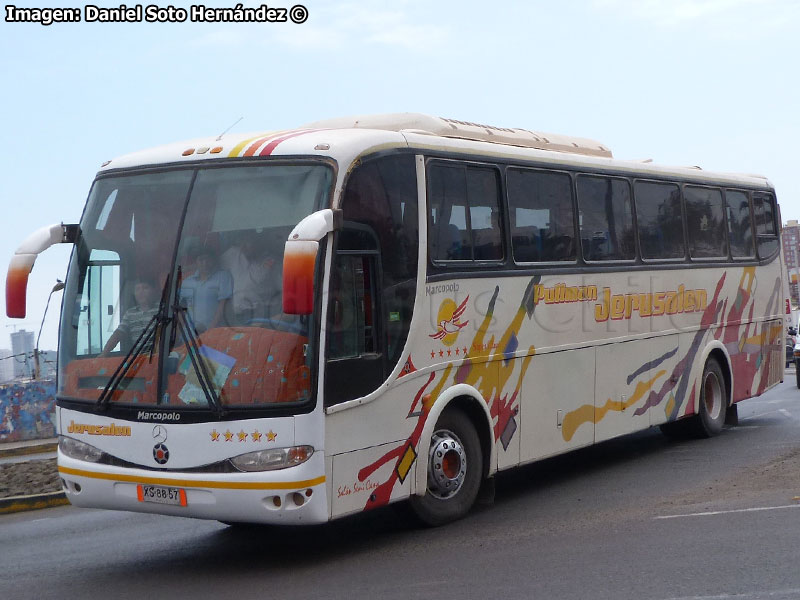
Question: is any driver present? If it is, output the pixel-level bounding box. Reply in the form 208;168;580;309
100;278;158;356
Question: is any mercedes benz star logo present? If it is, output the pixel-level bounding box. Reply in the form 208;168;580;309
152;425;167;444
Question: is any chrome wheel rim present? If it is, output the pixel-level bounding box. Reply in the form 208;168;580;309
427;429;467;499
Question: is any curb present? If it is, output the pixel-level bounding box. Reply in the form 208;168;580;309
0;442;58;459
0;491;69;514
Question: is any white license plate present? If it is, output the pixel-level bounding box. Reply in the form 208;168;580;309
137;484;187;507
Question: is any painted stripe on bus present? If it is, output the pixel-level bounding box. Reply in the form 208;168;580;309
59;466;325;490
258;129;324;156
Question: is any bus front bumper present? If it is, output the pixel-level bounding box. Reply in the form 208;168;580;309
57;452;329;524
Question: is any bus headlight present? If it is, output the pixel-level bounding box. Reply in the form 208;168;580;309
58;436;104;462
230;445;314;472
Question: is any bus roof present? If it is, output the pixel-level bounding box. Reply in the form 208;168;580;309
98;113;772;189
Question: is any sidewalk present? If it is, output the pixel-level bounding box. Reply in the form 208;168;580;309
0;437;58;458
0;437;68;515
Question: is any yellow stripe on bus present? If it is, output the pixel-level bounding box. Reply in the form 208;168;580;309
58;466;325;490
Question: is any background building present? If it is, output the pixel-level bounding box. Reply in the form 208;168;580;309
0;349;14;383
10;329;35;379
784;221;800;307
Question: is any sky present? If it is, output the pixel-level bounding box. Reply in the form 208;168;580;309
1;0;798;352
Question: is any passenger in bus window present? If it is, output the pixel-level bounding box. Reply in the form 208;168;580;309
100;278;158;356
221;231;279;325
180;243;233;332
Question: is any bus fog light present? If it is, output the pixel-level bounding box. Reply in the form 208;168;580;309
292;492;305;506
59;436;104;462
230;445;314;472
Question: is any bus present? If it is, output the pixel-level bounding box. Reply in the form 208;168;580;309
6;113;784;526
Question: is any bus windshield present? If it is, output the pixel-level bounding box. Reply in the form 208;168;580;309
58;162;332;412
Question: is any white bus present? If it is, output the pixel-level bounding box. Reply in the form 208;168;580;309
6;114;784;525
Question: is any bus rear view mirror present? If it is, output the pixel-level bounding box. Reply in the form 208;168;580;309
282;209;341;315
283;240;318;315
6;223;79;318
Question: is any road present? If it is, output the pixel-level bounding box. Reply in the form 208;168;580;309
4;376;800;600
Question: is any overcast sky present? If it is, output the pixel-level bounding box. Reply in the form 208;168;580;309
1;0;798;351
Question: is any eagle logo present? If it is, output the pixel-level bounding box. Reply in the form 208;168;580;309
429;296;470;346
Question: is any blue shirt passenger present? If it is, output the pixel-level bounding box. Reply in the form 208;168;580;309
180;249;232;332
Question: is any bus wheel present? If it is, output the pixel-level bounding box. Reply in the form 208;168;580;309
795;361;800;389
409;410;483;527
695;358;727;437
659;358;727;439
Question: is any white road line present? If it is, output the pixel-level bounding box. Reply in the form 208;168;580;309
779;408;795;419
663;588;800;600
740;408;792;421
655;504;800;520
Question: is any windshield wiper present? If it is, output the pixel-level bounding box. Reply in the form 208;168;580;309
96;274;172;409
172;267;226;418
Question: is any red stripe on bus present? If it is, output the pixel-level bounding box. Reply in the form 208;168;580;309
258;129;320;156
243;135;276;157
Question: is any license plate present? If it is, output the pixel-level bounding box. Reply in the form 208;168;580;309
137;484;187;507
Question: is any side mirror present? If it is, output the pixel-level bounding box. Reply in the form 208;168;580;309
282;210;341;316
6;223;79;318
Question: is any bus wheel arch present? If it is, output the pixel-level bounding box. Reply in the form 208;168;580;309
705;346;732;409
410;388;494;526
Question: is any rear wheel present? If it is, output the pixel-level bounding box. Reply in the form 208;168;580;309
695;358;727;437
660;358;727;439
795;359;800;389
409;409;483;527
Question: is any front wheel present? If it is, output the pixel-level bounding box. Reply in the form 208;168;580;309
408;410;483;527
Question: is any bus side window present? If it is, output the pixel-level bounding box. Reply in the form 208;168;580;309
428;162;503;263
725;189;755;259
634;180;685;260
685;185;727;259
576;174;635;262
753;192;779;259
508;167;575;263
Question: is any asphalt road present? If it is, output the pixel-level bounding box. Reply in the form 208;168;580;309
4;376;800;600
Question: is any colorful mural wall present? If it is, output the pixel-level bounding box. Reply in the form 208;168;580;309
0;380;56;443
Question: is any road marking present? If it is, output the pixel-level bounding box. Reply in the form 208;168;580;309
656;504;800;520
740;408;795;421
663;588;800;599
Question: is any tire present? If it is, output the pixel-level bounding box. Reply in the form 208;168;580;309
796;359;800;389
693;358;728;438
660;358;727;439
408;409;483;527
